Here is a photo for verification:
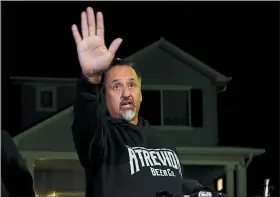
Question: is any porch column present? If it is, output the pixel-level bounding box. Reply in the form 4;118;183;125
236;164;247;197
225;164;235;197
25;159;35;188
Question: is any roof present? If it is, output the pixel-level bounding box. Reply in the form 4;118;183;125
10;37;231;86
14;106;73;143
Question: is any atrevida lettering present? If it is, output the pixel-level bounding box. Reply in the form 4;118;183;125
127;146;182;177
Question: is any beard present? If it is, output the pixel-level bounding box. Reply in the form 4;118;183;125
120;109;136;122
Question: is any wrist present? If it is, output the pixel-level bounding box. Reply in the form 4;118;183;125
82;72;102;84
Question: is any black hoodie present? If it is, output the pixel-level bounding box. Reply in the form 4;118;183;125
72;76;184;197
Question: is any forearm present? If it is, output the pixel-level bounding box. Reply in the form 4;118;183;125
72;75;103;166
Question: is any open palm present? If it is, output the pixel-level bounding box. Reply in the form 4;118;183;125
72;7;123;77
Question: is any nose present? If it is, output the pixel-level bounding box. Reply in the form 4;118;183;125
121;86;131;99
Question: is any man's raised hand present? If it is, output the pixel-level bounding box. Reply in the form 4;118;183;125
72;7;123;77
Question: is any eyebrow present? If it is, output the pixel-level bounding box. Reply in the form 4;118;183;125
111;77;136;84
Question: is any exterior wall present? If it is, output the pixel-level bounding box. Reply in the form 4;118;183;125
20;84;76;129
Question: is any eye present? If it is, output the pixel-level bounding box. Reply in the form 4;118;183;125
129;83;135;88
113;85;120;90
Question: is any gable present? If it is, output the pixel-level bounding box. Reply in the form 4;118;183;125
125;37;231;86
126;44;212;87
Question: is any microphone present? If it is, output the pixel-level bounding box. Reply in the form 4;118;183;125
182;179;227;197
189;191;227;197
155;191;227;197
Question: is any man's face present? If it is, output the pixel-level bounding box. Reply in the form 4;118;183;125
105;65;142;122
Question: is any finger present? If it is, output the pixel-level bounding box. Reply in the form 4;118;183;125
108;38;123;55
96;12;104;38
81;11;89;38
71;24;82;45
87;7;96;36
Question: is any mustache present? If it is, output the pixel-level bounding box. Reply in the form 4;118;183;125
120;99;135;106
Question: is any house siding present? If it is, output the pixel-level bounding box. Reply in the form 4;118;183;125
20;84;76;129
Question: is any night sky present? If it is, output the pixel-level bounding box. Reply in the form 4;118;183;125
2;1;279;196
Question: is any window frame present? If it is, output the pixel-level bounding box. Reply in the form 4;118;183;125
142;85;195;131
36;86;57;112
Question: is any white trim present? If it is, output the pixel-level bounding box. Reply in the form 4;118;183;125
181;159;238;166
19;146;265;161
36;86;57;112
177;146;265;157
20;151;241;166
21;151;78;160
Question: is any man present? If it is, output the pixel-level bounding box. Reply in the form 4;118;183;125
71;7;215;197
1;130;35;197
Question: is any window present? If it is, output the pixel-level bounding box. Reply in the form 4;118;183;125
163;90;190;126
139;87;203;128
40;91;53;108
214;176;226;193
190;89;203;127
217;178;223;191
139;90;161;125
36;86;57;112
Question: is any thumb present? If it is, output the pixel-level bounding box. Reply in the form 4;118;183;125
108;38;123;55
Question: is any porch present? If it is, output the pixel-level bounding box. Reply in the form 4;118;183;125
21;146;265;197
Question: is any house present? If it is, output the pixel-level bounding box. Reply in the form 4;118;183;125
12;38;265;197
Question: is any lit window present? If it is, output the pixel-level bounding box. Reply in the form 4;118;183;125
217;178;223;191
